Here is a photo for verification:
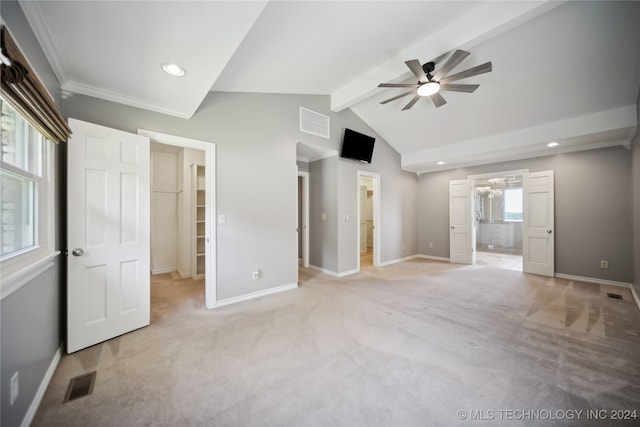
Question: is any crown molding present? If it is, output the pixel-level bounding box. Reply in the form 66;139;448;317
62;80;193;119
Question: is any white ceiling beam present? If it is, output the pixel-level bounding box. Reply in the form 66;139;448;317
330;0;564;112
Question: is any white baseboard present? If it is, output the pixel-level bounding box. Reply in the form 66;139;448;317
308;264;340;277
554;273;632;289
177;269;191;279
309;264;361;277
22;344;63;427
378;255;419;267
555;273;640;310
150;267;177;275
215;282;298;308
417;254;450;262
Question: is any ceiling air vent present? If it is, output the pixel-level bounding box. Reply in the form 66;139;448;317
300;107;330;139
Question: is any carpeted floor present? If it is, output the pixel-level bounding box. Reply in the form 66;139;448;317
33;259;640;426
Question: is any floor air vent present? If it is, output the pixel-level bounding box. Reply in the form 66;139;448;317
606;292;623;300
63;371;96;403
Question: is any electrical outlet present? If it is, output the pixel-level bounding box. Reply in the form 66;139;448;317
10;372;18;405
429;242;433;249
600;260;609;269
252;270;260;280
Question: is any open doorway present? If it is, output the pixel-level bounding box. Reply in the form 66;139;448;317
140;129;217;308
472;173;524;271
357;171;380;270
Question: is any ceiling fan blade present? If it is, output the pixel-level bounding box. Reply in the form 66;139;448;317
439;83;479;93
402;95;421;111
405;59;428;83
432;49;470;81
378;83;419;88
439;62;492;83
431;92;447;108
380;89;416;105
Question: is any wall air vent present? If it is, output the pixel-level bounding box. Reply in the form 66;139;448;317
300;107;330;139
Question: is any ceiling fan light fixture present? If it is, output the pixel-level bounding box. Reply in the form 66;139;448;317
162;63;186;77
417;81;440;97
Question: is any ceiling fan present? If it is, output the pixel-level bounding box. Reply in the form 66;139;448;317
378;49;492;111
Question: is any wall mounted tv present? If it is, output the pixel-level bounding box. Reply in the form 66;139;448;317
340;128;375;164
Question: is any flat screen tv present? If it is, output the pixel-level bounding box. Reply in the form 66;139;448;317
340;128;375;163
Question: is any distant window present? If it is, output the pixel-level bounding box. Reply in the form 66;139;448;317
504;188;523;221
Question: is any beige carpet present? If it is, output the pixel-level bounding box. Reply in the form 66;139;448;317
33;259;640;426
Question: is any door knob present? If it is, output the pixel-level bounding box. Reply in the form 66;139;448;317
547;229;553;234
72;248;84;256
451;226;455;230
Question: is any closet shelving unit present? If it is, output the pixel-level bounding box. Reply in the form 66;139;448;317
192;164;206;279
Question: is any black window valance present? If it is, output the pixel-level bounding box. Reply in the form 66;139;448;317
1;26;71;143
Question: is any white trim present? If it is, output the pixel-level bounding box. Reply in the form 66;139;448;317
308;264;339;277
215;282;298;308
356;171;381;272
308;264;359;277
417;254;451;262
150;267;177;275
21;345;63;427
377;255;419;267
8;4;66;101
297;170;310;269
467;169;529;181
1;251;60;300
63;81;193;119
554;273;633;289
137;129;217;309
177;269;191;279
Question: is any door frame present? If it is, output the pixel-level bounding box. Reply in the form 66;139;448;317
356;170;380;270
138;129;217;309
297;169;309;268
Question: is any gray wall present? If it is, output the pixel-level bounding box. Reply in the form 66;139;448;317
417;146;634;283
64;92;348;300
1;2;65;426
309;157;339;272
306;109;418;274
632;89;640;296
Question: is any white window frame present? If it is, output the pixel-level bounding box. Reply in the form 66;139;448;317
1;117;59;300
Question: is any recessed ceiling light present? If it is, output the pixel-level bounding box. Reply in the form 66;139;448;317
162;63;186;77
546;141;560;147
437;161;445;165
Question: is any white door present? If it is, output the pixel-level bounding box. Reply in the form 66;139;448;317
523;170;554;276
449;179;474;264
67;119;150;353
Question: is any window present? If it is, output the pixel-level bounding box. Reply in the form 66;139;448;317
504;188;523;221
1;98;56;295
1;99;44;257
1;25;67;298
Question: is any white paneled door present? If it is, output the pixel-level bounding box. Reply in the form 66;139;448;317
523;170;555;276
67;119;150;353
449;179;475;265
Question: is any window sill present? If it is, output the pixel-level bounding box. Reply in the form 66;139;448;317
1;249;61;301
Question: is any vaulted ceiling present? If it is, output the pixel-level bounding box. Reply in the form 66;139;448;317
18;1;640;174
